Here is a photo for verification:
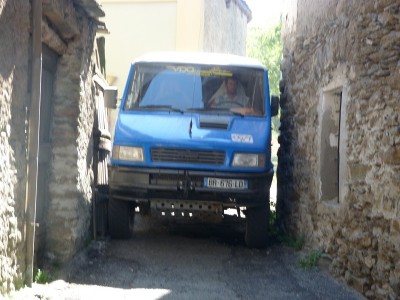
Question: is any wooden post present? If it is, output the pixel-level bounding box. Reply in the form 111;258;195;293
25;0;42;287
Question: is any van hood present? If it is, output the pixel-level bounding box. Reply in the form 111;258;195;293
114;112;270;151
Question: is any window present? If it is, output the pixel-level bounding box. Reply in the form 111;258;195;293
320;88;342;202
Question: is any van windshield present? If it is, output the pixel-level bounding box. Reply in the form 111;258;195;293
124;63;266;116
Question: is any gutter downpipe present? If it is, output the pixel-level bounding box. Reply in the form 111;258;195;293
25;0;42;287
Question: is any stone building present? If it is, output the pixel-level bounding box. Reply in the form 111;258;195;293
98;0;252;97
0;0;111;293
278;0;399;298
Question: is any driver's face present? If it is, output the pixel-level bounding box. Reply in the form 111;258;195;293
226;78;238;95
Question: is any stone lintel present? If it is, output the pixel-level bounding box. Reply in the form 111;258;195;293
348;163;371;181
383;146;400;164
42;20;67;55
42;0;79;40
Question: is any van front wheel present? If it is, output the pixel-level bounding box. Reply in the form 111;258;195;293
245;200;269;248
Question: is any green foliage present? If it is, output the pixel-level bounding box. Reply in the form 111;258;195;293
298;250;323;269
247;23;282;97
265;202;308;251
281;234;305;251
247;23;282;132
14;277;25;291
269;201;277;224
34;268;53;284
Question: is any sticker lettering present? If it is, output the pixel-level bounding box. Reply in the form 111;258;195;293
231;134;253;144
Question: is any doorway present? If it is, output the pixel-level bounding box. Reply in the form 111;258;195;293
36;44;58;264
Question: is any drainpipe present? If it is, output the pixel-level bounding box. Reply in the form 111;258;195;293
25;0;42;287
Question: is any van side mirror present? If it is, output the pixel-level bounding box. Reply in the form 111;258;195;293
271;95;279;117
104;86;118;108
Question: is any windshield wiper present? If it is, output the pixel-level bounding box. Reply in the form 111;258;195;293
135;105;184;113
205;108;245;117
228;111;245;117
185;108;208;112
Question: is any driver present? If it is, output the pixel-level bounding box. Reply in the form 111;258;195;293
211;76;249;109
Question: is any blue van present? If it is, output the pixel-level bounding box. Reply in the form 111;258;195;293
108;52;278;247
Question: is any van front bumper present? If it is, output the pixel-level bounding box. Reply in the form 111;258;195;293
108;166;274;207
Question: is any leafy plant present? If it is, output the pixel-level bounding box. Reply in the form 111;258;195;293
34;268;53;284
247;23;282;97
298;250;322;269
281;234;305;251
246;22;283;132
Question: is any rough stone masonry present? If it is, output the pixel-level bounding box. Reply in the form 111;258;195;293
0;0;103;294
278;0;400;299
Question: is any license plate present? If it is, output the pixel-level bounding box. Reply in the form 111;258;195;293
204;177;248;190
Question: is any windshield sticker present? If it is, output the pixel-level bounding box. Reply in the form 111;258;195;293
166;65;232;77
200;68;232;77
231;134;253;144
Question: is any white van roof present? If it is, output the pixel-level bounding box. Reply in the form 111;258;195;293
133;52;267;70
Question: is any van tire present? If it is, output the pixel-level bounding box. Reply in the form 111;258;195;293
108;197;134;239
245;200;269;248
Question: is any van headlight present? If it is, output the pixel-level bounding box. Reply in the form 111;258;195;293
232;153;265;167
113;145;144;162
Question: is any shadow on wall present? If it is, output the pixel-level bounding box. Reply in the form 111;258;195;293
275;81;296;232
0;0;29;230
0;0;31;293
0;1;16;78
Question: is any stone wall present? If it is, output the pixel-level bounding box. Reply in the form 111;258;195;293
44;1;98;263
0;0;30;293
278;0;400;298
0;0;103;294
203;0;250;55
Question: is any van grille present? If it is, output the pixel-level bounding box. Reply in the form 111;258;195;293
151;148;225;165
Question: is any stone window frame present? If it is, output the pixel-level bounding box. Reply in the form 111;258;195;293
318;77;349;206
